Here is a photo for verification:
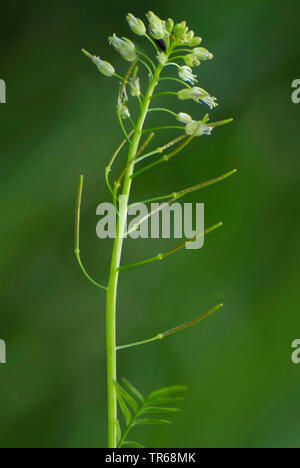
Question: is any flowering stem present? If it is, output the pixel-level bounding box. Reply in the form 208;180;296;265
106;63;164;448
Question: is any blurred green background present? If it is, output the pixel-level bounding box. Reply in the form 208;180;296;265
0;0;299;448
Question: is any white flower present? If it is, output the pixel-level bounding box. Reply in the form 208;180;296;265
200;95;218;109
177;112;193;124
109;34;137;62
185;120;213;136
178;66;197;84
177;87;218;109
176;112;212;136
82;49;115;77
126;13;146;36
146;11;167;40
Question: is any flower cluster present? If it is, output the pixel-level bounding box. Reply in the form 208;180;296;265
82;11;228;135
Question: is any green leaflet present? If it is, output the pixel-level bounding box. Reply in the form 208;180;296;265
116;390;131;426
148;385;188;401
140;406;181;414
122;378;145;404
115;381;138;412
116;419;122;445
134;418;171;425
115;379;186;448
122;441;145;448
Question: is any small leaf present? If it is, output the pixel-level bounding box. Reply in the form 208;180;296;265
115;382;138;412
116;419;122;445
148;385;187;402
135;418;171;426
147;396;185;405
122;441;145;448
115;388;131;426
122;378;145;404
140;406;181;415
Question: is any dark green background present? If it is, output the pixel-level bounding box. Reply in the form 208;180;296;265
0;0;299;448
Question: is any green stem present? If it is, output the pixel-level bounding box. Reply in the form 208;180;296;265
151;91;178;100
74;175;107;291
145;34;160;53
148;107;178;118
117;334;163;351
138;58;153;77
105;64;164;448
117;106;131;144
75;250;107;291
159;76;191;88
142;126;184;134
138;51;155;71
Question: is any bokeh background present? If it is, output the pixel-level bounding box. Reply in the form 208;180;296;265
0;0;299;448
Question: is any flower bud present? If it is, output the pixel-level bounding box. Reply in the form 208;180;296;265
82;49;115;77
188;36;202;47
184;54;201;67
146;11;167;40
178;66;197;85
109;34;137;62
166;18;174;33
193;47;213;60
126;13;146;36
185;30;195;42
177;112;193;124
174;21;187;35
